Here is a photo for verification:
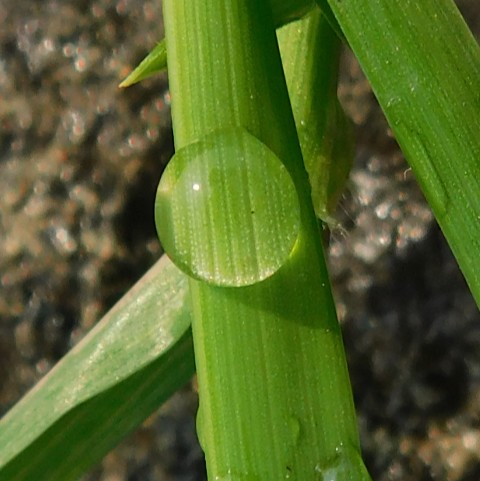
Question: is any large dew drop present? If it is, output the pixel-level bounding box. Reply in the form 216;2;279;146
155;127;300;287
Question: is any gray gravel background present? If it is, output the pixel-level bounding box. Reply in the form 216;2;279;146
0;1;479;481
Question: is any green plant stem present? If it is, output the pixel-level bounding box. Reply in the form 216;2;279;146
119;0;316;88
162;1;368;480
324;0;480;306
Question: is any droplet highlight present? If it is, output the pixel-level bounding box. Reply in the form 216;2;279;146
213;470;256;481
314;445;372;481
155;127;301;287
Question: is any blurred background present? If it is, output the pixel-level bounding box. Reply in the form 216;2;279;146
0;1;479;480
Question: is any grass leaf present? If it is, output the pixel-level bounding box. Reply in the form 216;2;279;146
0;256;194;481
119;41;167;88
324;0;480;306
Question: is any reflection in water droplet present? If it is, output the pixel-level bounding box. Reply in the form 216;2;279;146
155;127;301;287
314;445;371;481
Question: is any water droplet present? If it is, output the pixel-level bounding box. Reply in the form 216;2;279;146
385;96;401;109
155;127;301;287
314;445;371;481
287;415;301;445
214;469;256;481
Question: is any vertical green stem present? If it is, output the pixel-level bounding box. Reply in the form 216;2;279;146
162;2;368;480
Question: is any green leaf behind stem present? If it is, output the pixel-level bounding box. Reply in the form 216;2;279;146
278;8;354;225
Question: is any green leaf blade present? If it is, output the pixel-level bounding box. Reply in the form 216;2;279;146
325;0;480;306
0;256;194;481
119;41;167;88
